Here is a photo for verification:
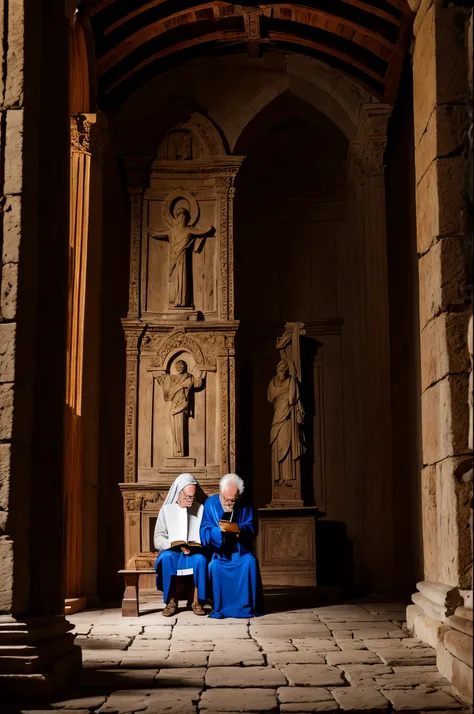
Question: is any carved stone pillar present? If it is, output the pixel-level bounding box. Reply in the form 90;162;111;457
407;1;473;702
123;325;145;484
64;112;107;611
127;187;144;319
346;104;394;592
0;2;81;697
64;114;94;611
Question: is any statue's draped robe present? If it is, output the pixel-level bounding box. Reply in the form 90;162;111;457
169;227;194;306
267;377;294;482
162;372;194;456
153;500;208;603
200;495;264;619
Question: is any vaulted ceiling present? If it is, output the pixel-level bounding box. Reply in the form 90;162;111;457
81;1;413;107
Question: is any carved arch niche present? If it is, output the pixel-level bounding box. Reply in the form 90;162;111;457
138;112;244;321
137;327;229;484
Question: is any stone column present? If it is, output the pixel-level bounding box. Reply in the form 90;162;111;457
64;113;106;612
64;114;94;609
346;105;394;592
0;0;81;698
407;0;473;701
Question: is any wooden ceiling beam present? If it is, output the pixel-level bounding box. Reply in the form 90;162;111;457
101;28;384;99
96;3;399;77
269;30;386;80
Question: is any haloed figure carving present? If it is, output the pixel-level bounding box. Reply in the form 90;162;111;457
147;205;214;308
158;360;203;457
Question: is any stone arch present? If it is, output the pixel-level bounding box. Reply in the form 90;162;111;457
233;89;350;159
229;73;359;153
156;330;206;369
156;111;227;160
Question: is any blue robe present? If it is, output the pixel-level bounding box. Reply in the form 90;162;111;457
200;494;264;619
154;550;208;604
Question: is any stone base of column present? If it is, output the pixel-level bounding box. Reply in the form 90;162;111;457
407;584;473;705
0;615;82;698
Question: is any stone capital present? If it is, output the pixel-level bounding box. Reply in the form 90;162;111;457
353;104;392;177
70;113;97;154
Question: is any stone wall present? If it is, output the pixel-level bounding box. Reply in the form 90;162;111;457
0;0;81;697
408;0;473;702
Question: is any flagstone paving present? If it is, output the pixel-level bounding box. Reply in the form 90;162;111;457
3;595;471;714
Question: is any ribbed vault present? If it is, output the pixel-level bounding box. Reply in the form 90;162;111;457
80;1;413;106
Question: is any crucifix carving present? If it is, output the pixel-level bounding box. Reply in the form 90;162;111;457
146;191;215;309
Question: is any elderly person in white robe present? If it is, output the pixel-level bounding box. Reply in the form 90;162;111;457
154;473;208;616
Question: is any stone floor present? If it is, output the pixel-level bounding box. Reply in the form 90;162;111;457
5;593;472;714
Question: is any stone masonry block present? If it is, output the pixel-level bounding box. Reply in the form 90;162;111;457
4;109;24;195
1;263;18;320
421;310;470;391
418;236;466;330
421;466;438;582
0;536;14;611
0;383;14;439
436;456;473;589
416;157;466;254
0;6;4;102
0;443;11;512
3;196;22;265
5;0;25;107
414;3;469;145
416;104;469;185
422;374;469;464
443;628;473;668
0;323;16;382
437;639;473;701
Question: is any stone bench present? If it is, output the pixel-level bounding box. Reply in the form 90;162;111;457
118;569;194;617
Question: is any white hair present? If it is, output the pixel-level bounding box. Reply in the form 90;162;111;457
220;473;245;496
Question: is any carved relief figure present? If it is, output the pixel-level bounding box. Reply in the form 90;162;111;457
166;130;192;160
158;359;203;457
147;194;215;308
267;323;305;487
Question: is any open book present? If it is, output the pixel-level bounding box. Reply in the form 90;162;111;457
163;502;203;547
219;509;240;533
170;540;203;549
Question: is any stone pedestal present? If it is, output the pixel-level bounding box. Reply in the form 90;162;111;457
0;617;82;698
408;582;473;703
256;507;320;587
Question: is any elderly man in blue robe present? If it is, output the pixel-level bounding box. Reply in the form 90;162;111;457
154;473;208;617
200;473;264;619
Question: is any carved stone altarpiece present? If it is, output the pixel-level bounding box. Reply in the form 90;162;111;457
120;114;243;582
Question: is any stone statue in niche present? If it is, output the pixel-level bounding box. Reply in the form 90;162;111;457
147;191;215;309
267;322;305;504
167;129;192;160
158;359;204;457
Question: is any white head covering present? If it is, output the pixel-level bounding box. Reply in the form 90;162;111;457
162;473;207;506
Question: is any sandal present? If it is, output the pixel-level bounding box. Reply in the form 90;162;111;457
162;599;177;617
191;601;206;616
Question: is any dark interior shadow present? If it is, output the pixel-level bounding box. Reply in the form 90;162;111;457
315;520;354;592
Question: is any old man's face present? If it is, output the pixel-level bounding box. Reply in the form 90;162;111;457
221;483;239;512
